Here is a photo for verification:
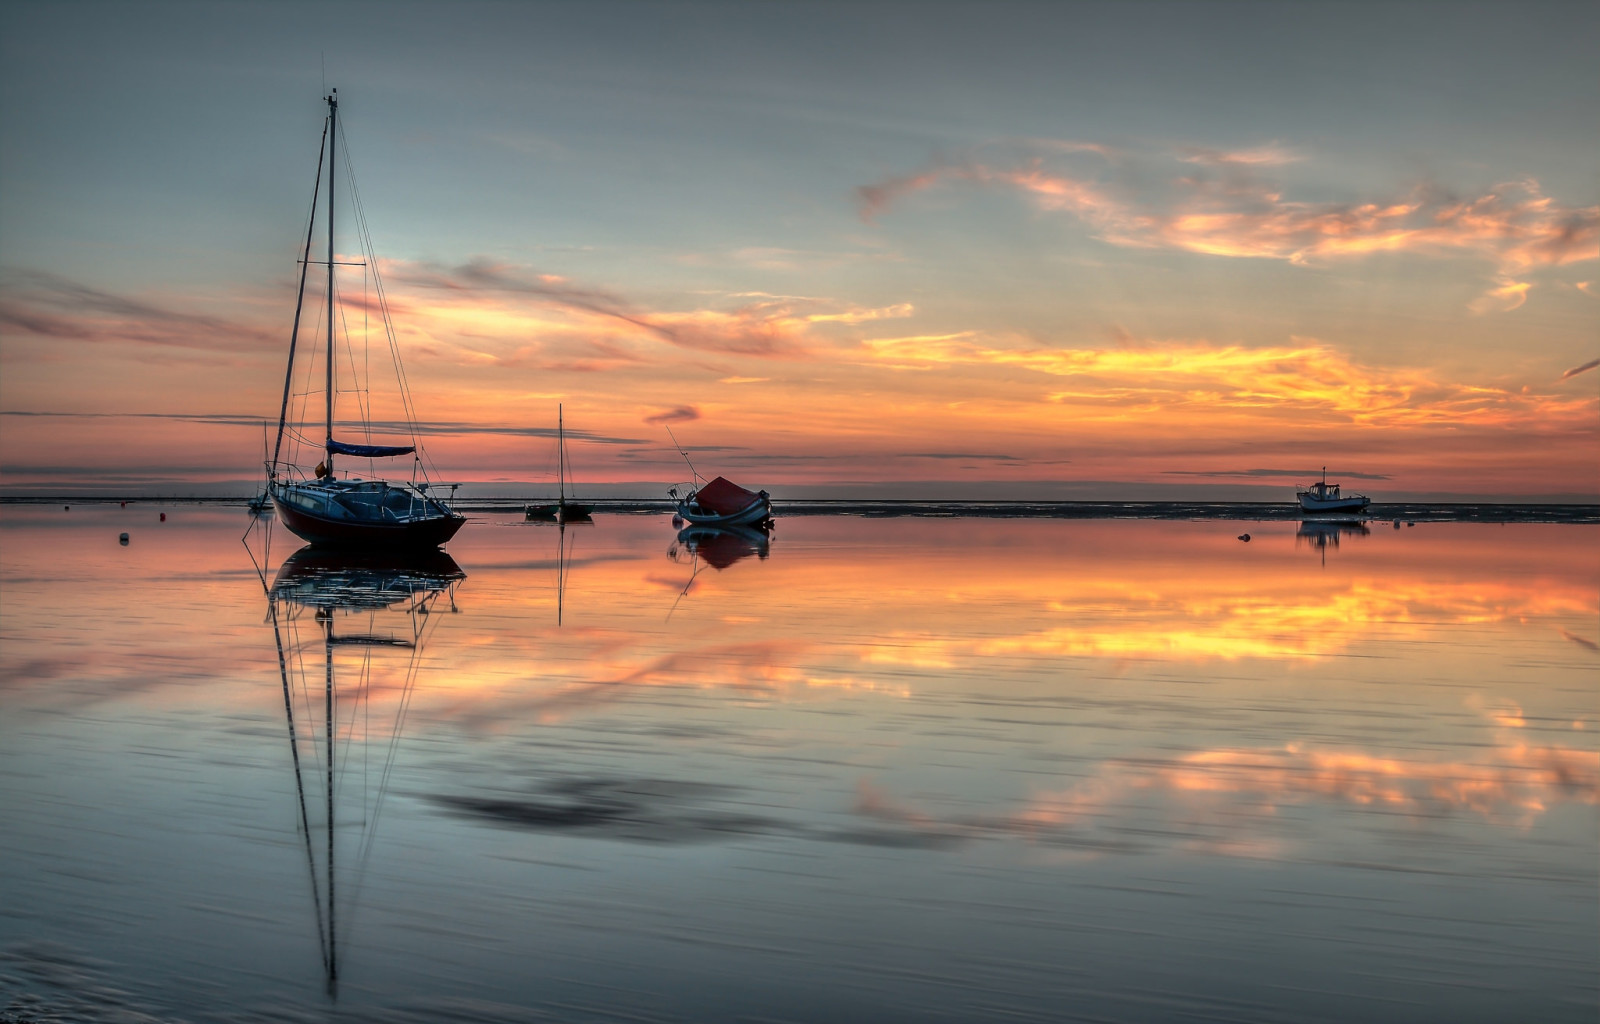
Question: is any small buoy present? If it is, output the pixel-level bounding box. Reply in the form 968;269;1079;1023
1393;520;1401;529
159;512;166;522
1406;522;1415;528
1237;533;1251;542
119;533;129;545
64;505;70;511
120;501;127;508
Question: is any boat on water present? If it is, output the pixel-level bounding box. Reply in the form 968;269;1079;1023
1297;467;1371;513
526;404;593;523
265;90;464;550
672;476;773;527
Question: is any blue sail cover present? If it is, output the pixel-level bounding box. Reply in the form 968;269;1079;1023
327;439;416;458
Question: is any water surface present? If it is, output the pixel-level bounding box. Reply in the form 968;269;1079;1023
2;507;1595;1022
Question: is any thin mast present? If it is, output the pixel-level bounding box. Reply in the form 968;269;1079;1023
558;404;565;504
325;89;338;477
270;120;329;480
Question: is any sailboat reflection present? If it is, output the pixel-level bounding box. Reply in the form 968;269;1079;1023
1296;519;1370;564
267;546;464;994
533;520;589;626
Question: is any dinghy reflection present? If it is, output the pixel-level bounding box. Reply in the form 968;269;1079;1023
267;547;464;995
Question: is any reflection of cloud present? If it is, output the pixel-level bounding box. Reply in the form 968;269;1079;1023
858;146;1598;310
979;580;1595;663
429;777;783;844
1559;629;1599;653
853;732;1599;859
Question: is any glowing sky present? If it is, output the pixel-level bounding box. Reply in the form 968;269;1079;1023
1;1;1595;497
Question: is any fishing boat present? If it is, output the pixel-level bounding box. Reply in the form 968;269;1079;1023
1297;467;1371;513
672;476;773;527
525;404;593;523
664;427;773;528
265;89;464;550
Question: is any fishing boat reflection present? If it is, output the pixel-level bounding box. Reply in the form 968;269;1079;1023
669;523;771;571
267;546;464;995
1297;519;1370;564
665;524;771;618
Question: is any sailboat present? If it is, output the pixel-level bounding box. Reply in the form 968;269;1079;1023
266;89;465;549
525;404;593;523
267;545;463;993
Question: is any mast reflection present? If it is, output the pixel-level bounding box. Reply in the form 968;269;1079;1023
267;546;464;995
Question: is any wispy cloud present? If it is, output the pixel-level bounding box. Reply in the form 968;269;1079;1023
645;405;700;425
1560;357;1600;380
400;259;912;359
0;269;277;351
857;143;1598;311
0;411;648;445
1164;467;1391;480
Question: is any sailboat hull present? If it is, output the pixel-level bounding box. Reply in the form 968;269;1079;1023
274;495;465;548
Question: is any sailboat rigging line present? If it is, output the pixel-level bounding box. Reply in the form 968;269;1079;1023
332;276;375;448
345;585;445;940
271;118;329;477
339;127;437;481
272;603;331;973
665;425;703;485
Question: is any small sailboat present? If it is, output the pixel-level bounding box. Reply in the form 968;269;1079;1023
525;404;593;523
1297;467;1370;513
266;90;464;550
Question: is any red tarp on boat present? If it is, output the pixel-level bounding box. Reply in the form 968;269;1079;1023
694;476;761;516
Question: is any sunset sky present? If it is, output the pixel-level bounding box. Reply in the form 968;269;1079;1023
1;1;1595;499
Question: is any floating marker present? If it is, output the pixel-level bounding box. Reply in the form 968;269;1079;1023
119;533;129;545
1238;533;1251;542
160;512;166;522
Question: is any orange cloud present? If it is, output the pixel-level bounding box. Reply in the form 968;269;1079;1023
856;336;1593;429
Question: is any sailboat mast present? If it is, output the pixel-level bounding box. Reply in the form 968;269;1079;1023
325;90;338;477
558;403;565;504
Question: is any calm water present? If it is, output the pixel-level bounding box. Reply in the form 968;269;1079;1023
1;506;1595;1023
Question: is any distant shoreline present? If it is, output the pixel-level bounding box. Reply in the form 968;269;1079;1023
4;496;1595;523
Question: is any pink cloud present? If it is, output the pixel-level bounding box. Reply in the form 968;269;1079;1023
857;146;1599;311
